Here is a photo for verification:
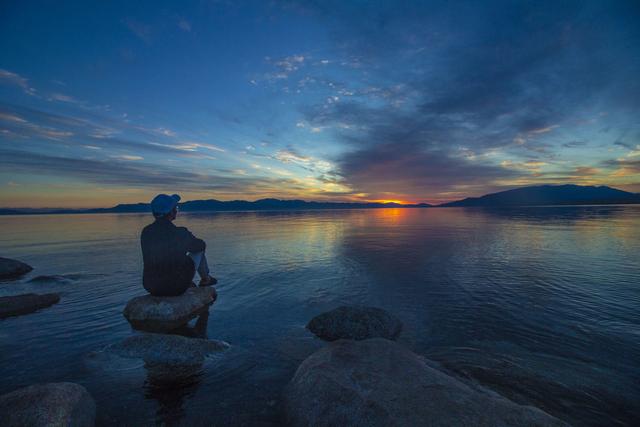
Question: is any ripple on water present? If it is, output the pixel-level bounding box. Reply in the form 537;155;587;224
0;207;639;426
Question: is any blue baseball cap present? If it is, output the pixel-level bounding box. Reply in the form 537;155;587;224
150;193;181;216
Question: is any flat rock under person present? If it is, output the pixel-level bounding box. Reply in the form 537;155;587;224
141;193;217;296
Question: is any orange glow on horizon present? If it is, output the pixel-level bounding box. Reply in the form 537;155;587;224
371;199;412;205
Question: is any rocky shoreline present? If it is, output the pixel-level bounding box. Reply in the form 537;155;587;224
0;257;61;319
1;257;571;426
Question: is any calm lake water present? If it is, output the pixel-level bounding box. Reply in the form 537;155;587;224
1;206;639;426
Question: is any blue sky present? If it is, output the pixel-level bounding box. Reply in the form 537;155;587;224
1;0;639;207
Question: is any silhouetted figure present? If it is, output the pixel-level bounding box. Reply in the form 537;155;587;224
141;194;217;296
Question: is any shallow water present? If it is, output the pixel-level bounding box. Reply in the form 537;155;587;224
1;206;639;426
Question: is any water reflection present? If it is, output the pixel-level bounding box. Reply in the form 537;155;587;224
171;307;210;339
143;308;211;425
144;362;204;426
466;204;630;222
0;207;638;426
339;207;640;426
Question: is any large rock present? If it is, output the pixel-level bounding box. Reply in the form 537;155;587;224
0;293;60;319
123;286;216;332
0;382;96;427
285;339;568;427
0;257;33;279
109;332;230;365
307;306;403;341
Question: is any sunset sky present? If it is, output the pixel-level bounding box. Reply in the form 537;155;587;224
1;0;639;208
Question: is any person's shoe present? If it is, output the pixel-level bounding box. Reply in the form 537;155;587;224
199;276;217;287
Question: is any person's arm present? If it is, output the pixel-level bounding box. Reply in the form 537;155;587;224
177;226;206;253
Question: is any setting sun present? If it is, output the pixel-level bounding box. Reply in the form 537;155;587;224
374;200;410;205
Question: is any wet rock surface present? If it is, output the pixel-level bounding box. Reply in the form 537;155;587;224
0;382;96;427
285;338;568;427
123;286;216;332
0;293;60;319
109;332;230;365
0;257;33;279
307;305;403;341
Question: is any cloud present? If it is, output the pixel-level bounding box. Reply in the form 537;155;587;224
122;18;152;43
48;93;79;104
0;103;224;158
274;148;333;173
155;140;226;153
178;18;191;32
338;141;519;201
154;127;176;137
0;112;27;123
0;148;314;196
562;140;588;149
111;155;144;161
573;166;600;176
0;69;37;96
603;158;640;178
626;146;640;158
290;0;640;200
263;54;306;80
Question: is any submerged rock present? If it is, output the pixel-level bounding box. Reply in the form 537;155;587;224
109;332;230;365
307;305;403;341
0;382;96;427
285;338;568;427
0;293;60;319
123;286;216;332
0;257;33;279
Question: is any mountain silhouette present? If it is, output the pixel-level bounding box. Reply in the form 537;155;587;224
85;199;432;214
3;185;639;216
440;185;640;207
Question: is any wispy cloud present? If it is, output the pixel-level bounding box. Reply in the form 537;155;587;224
111;154;144;161
177;18;191;32
48;93;80;104
0;69;37;96
262;54;306;81
0;148;330;198
122;17;152;43
0;112;27;123
274;148;333;173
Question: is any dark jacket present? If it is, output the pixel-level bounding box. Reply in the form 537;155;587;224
141;218;206;296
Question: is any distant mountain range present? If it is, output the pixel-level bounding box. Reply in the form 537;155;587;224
0;199;431;215
1;185;639;215
91;198;432;213
440;184;640;207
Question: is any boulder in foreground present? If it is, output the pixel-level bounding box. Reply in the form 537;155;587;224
109;332;230;365
0;382;95;427
0;293;60;319
285;338;568;427
0;257;33;279
123;286;216;332
307;305;402;341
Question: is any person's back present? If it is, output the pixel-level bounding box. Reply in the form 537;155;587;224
141;218;205;295
140;194;216;296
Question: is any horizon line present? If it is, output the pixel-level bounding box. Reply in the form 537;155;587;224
1;183;638;211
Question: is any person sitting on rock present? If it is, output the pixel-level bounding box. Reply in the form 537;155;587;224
141;193;217;296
